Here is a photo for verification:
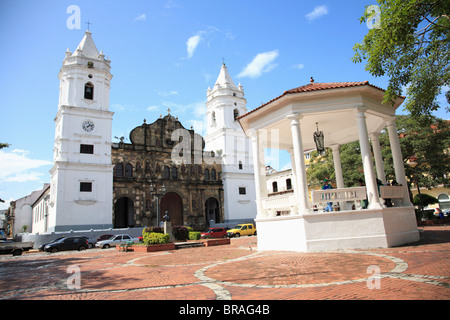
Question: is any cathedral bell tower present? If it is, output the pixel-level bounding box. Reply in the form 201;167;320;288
205;64;257;225
46;31;114;233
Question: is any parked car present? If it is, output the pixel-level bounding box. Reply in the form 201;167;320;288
38;237;65;251
44;237;89;253
0;239;34;256
443;209;450;217
201;227;228;239
227;224;257;238
95;234;139;249
97;234;114;242
81;236;96;249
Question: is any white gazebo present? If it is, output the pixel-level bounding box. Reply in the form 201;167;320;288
238;80;420;252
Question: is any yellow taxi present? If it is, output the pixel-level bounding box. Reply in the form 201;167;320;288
227;223;257;238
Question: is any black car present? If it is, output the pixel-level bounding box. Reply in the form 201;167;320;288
38;237;65;251
44;236;89;253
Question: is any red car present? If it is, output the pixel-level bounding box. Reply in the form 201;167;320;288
201;227;228;239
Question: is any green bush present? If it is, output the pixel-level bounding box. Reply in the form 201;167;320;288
172;226;189;241
143;226;163;234
143;232;170;245
189;231;201;240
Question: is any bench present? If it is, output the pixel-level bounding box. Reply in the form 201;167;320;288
119;241;134;252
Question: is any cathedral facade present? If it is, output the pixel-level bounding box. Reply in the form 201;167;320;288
111;114;223;230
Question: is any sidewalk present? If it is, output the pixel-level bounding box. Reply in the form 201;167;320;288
0;226;448;301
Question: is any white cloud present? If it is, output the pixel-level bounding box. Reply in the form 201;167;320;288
157;90;179;97
0;149;52;183
186;34;203;59
238;50;279;79
305;5;328;21
147;106;160;112
165;0;180;9
293;63;305;70
134;14;146;21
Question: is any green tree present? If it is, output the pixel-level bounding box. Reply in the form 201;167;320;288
307;142;365;189
379;114;450;189
353;0;450;117
0;143;10;149
307;115;449;191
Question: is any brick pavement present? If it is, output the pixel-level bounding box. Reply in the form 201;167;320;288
0;226;449;301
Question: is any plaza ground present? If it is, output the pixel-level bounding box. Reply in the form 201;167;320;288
0;226;448;302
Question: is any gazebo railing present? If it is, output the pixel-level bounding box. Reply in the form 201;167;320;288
311;187;367;205
262;193;297;211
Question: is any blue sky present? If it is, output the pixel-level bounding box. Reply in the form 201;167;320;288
0;0;448;209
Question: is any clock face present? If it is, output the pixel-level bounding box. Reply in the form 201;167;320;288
82;120;95;133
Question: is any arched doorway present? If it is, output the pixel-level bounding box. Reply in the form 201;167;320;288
114;197;135;228
205;197;220;225
160;192;183;226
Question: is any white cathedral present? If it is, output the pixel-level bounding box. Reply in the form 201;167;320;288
25;31;256;235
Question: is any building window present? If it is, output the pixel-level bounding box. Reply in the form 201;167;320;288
211;169;217;181
171;167;178;179
80;182;92;192
136;162;141;172
84;82;94;100
272;182;278;193
204;169;210;181
239;161;243;170
125;163;133;177
80;144;94;154
163;166;170;179
239;187;246;195
286;179;292;190
234;109;239;120
114;163;123;177
212;112;216;123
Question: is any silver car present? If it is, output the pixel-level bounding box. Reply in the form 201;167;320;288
95;234;139;249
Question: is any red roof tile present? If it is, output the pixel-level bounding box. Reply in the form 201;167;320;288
238;81;388;119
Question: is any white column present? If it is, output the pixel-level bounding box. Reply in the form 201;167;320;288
288;148;300;205
354;108;383;209
287;114;311;214
331;144;346;210
369;132;387;184
330;144;344;189
250;130;268;218
386;117;412;206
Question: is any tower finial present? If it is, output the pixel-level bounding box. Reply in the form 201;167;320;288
85;20;92;31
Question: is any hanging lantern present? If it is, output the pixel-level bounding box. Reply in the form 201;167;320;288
313;122;325;153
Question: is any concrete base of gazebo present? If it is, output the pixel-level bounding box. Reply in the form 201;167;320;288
255;207;420;252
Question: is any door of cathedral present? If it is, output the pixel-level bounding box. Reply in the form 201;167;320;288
114;197;135;228
205;197;220;225
160;192;183;226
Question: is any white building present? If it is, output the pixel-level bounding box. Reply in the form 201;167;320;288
43;31;114;233
205;64;257;225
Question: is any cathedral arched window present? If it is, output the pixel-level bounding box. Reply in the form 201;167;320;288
204;169;210;181
163;166;170;179
114;163;123;177
125;163;133;177
211;169;217;181
234;109;239;120
136;162;141;172
84;82;94;100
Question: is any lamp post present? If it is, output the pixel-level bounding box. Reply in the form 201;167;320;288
313;122;325;153
150;183;166;226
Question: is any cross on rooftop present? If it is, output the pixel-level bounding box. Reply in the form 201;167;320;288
85;21;92;31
